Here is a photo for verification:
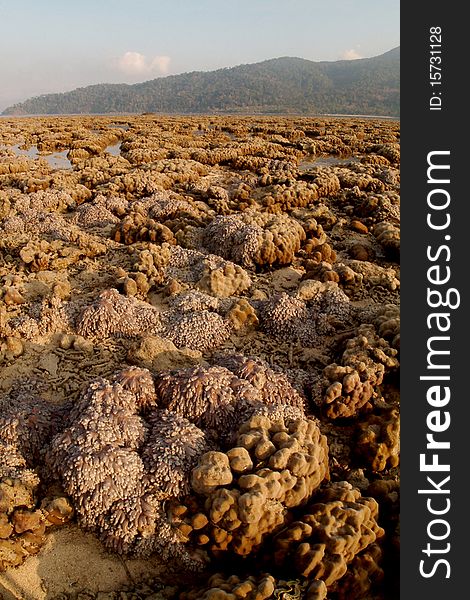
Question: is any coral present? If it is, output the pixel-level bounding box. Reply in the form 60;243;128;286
373;221;400;261
355;191;400;225
0;396;65;471
226;299;259;332
355;408;400;472
269;482;384;588
215;354;306;413
155;356;306;442
0;476;45;570
372;303;400;349
77;288;163;339
163;310;232;352
70;199;120;229
330;543;384;600
179;573;276;600
133;242;173;287
258;282;350;346
202;212;306;268
336;167;386;193
155;365;256;437
7;295;72;340
258;293;313;344
171;414;329;558
0;405;73;571
141;410;211;498
0;115;401;591
319;324;399;419
113;211;176;245
371;143;400;165
197;260;252;298
45;373;208;566
343;260;400;293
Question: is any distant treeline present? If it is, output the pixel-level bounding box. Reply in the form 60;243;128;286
3;48;400;117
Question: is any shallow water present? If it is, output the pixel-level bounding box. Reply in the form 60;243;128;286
3;140;121;165
298;155;360;170
7;143;73;170
108;124;129;131
105;141;121;156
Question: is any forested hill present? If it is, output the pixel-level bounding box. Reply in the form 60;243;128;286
3;47;400;117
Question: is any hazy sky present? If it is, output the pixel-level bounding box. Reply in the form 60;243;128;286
0;0;399;111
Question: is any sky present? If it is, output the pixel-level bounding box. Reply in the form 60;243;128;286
0;0;399;112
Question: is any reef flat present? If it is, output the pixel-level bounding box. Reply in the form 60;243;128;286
0;115;399;599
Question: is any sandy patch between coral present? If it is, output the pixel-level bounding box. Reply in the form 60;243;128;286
0;526;163;600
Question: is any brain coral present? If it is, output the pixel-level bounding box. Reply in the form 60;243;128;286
355;408;400;472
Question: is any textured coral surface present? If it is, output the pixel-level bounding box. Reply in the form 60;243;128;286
0;115;399;599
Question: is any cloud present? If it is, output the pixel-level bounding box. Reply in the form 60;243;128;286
340;48;363;60
118;52;171;75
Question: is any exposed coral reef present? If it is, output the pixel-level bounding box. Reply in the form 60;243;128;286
0;114;400;598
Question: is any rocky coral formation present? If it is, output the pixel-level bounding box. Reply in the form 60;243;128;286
0;475;74;571
355;408;400;472
44;372;209;565
268;481;384;590
155;356;306;440
0;391;74;571
318;324;399;419
77;288;163;339
202;212;306;268
257;281;351;347
179;573;276;600
373;221;400;260
169;413;329;558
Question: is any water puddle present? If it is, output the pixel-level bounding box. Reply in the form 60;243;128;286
3;140;122;164
4;143;73;170
108;124;129;131
299;155;361;171
105;142;121;156
43;149;72;170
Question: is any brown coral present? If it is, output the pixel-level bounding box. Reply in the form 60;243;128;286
319;324;399;419
373;221;400;260
202;212;306;268
355;408;400;472
171;414;329;558
269;481;384;589
179;573;276;600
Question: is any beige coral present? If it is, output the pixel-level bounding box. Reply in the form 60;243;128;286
270;482;384;589
319;324;399;419
355;408;400;472
171;414;329;557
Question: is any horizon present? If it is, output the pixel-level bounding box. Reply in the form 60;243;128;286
0;1;399;112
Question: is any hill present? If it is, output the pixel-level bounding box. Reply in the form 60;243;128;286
2;47;400;117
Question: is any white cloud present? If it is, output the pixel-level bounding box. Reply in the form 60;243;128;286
340;48;363;60
117;52;171;75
